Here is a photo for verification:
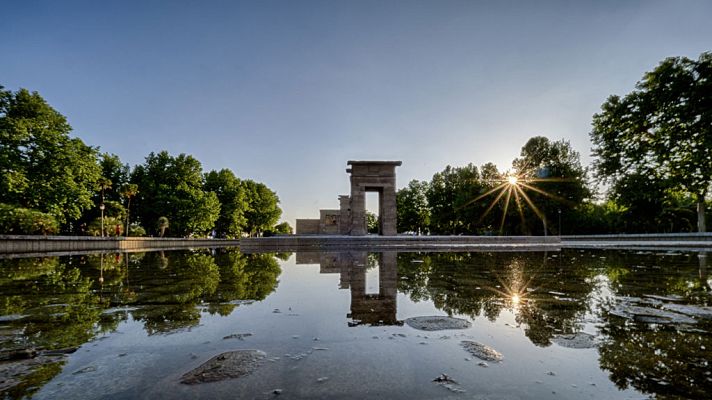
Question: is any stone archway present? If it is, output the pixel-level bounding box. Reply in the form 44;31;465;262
346;161;401;236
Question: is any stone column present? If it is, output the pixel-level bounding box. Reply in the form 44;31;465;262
350;184;367;236
339;195;351;235
381;184;398;236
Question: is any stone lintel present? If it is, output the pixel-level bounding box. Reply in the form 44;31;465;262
347;160;402;166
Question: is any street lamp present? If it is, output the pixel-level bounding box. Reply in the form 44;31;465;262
100;203;105;237
558;209;562;236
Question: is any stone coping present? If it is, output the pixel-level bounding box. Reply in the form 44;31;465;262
562;233;712;241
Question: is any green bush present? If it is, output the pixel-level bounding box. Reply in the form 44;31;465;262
87;216;124;236
0;203;59;235
128;223;147;237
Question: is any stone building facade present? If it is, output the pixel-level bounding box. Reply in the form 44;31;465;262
295;161;401;236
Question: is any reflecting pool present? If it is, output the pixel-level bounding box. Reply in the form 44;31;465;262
1;248;711;399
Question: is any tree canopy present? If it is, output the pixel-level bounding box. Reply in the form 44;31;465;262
0;87;102;225
130;151;221;237
591;52;712;231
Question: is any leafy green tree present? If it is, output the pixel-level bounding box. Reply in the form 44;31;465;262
120;183;139;236
241;179;282;236
271;222;293;235
397;180;430;234
130;151;220;236
0;86;102;226
427;163;496;234
512;136;592;235
99;153;129;202
0;203;59;235
591;52;712;232
157;216;169;237
204;169;248;238
366;211;379;233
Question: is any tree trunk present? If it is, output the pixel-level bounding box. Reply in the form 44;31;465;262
698;194;707;233
125;198;131;237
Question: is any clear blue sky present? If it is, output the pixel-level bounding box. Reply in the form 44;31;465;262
2;1;711;224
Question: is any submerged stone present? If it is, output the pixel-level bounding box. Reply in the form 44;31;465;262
180;350;266;385
609;304;698;324
551;332;598;349
662;303;712;320
405;316;472;331
460;341;503;362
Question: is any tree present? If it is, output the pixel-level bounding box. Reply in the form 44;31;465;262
397;180;430;234
204;169;248;238
366;211;379;234
0;86;102;226
99;153;129;202
427;163;496;234
591;52;712;232
130;151;220;236
157;216;169;237
512;136;592;235
241;180;282;236
119;184;139;236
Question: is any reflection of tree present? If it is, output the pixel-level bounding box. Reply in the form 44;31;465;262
128;252;219;334
0;248;283;396
0;256;108;399
204;251;282;316
598;321;712;399
597;251;712;399
397;251;599;346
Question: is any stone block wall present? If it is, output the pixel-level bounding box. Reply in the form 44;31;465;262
296;219;320;235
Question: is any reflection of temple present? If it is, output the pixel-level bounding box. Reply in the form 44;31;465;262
296;251;401;326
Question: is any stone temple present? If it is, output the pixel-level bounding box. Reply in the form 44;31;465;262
296;161;402;236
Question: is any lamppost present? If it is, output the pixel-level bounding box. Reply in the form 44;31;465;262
558;208;562;236
100;203;105;237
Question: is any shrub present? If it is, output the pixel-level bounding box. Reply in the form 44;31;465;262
0;203;59;235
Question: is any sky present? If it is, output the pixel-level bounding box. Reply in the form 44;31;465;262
2;0;711;225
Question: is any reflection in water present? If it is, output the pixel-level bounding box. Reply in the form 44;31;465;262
2;249;712;399
0;248;282;398
296;251;401;326
397;252;597;346
596;251;712;399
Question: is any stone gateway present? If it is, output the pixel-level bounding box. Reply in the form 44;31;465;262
296;160;402;236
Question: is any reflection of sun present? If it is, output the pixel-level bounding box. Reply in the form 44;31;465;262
511;294;521;305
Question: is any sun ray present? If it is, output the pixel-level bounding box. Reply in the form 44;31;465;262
499;186;513;233
518;182;577;207
514;185;546;223
476;184;510;224
512;187;527;229
457;182;508;210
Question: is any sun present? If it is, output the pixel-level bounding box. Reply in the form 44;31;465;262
507;175;518;185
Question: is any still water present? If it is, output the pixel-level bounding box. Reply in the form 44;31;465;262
1;248;711;399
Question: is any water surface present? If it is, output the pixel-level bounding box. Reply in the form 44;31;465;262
1;248;710;399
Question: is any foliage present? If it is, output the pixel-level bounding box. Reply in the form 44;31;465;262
87;216;124;236
130;151;220;237
512;136;592;235
204;169;248;238
119;183;139;236
265;221;293;236
396;180;430;234
241;179;282;236
0;86;102;226
156;216;169;237
128;223;147;237
426;163;501;234
591;52;712;231
0;203;59;235
366;211;379;233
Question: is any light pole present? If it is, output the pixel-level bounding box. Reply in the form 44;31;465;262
558;209;562;236
100;203;105;237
